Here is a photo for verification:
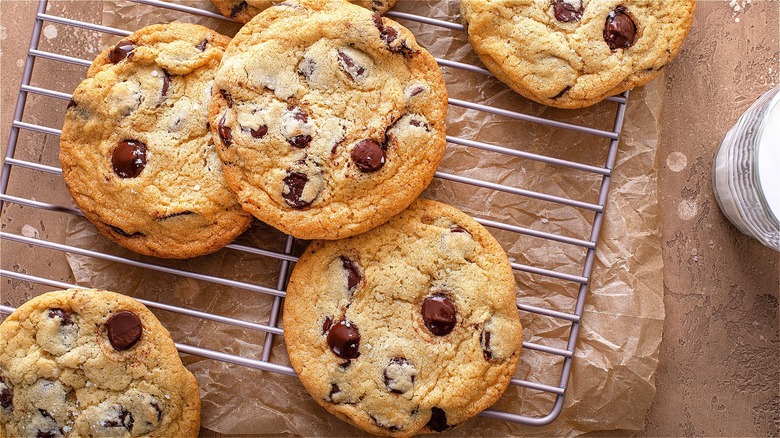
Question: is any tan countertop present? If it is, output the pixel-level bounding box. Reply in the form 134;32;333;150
1;1;778;436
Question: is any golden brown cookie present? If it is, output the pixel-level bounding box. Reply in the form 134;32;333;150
284;200;523;436
209;0;448;240
0;289;200;437
460;0;696;108
210;0;398;23
60;23;252;259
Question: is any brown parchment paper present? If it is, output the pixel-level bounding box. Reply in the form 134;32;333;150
62;0;665;435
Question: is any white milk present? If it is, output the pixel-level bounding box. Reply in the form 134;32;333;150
757;95;780;221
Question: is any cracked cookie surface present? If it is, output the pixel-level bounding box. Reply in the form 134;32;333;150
460;0;696;108
60;23;252;259
209;0;398;24
209;0;448;240
283;199;523;437
0;289;200;437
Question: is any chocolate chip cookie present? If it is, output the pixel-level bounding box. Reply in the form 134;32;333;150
0;289;200;437
283;199;523;436
210;0;398;24
60;23;253;259
460;0;696;108
210;0;448;240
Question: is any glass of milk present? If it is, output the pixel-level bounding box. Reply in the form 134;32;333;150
713;86;780;252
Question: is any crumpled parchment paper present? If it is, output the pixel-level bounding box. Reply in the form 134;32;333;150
63;0;665;435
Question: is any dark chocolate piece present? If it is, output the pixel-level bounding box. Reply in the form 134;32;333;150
552;0;584;22
112;140;147;178
218;115;233;146
282;172;312;209
421;295;457;336
327;320;360;359
339;256;362;291
109;40;135;64
351;140;386;173
604;6;637;50
427;407;450;432
107;311;143;351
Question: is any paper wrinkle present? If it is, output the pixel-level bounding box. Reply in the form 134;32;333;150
62;0;665;435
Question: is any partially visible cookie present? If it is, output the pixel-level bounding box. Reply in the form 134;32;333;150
284;199;523;436
0;289;201;437
210;0;448;240
460;0;696;108
60;23;252;259
210;0;398;24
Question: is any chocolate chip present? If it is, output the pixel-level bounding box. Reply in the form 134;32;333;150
158;210;194;220
427;407;451;432
0;377;12;411
67;99;77;109
108;40;135;64
282;172;312;209
408;85;425;97
196;38;208;51
604;6;637;51
151;401;163;422
47;308;74;326
327;320;360;359
230;0;248;17
322;317;333;334
450;225;469;234
328;383;341;400
160;70;171;98
337;50;366;81
107;311;142;351
421;295;457;336
103;408;134;432
373;14;398;46
350;140;386;173
338;360;351;370
288;135;312;148
383;357;415;394
219;89;234;108
109;225;143;238
298;58;317;81
552;85;571;99
481;330;493;361
552;0;584;22
339;256;362;291
39;409;52;418
291;107;308;123
250;125;268;139
112;140;147;178
218;114;233;146
35;431;56;438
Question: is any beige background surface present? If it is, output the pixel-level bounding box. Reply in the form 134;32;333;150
1;0;778;436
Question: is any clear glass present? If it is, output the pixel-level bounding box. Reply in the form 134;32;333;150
712;86;780;252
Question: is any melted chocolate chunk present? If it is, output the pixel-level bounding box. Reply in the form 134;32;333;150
39;409;52;418
327;320;360;359
552;0;584;22
218;115;233;146
288;135;312;148
159;210;194;220
103;408;134;432
373;14;398;46
160;70;171;98
112;140;147;178
552;85;571;99
337;50;366;80
47;308;74;326
151;401;163;422
67;98;77;109
109;225;143;238
250;125;268;139
107;311;143;351
338;360;351;370
339;256;362;291
282;172;312;209
409;85;425;97
427;407;450;432
109;40;135;64
0;377;12;412
230;0;248;17
383;357;414;394
219;89;234;108
351;140;386;172
421;295;457;336
450;225;470;234
322;317;333;334
328;383;341;400
196;38;208;51
604;6;637;51
481;330;493;361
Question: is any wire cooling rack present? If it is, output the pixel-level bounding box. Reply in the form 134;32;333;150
0;0;629;428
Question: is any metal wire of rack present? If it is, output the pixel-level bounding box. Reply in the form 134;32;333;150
0;0;629;428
